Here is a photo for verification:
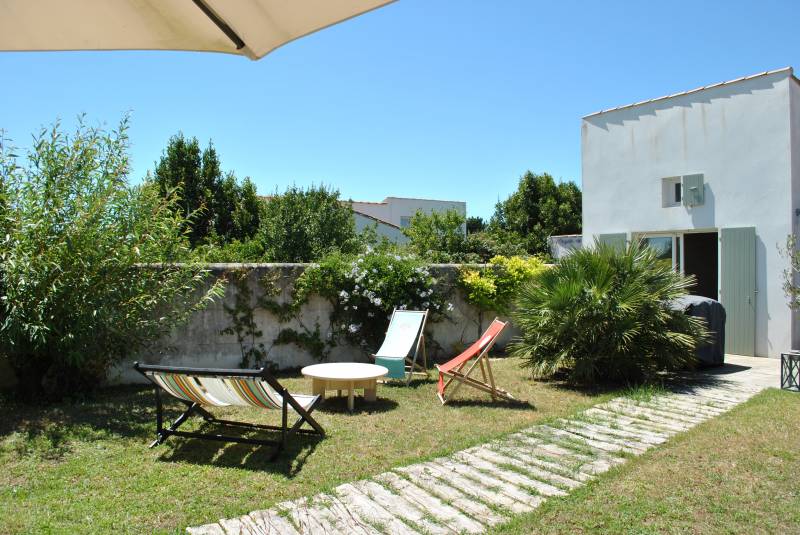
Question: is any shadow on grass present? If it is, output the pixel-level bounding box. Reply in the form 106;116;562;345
0;385;157;442
314;396;399;415
443;398;536;410
380;377;437;390
158;426;323;476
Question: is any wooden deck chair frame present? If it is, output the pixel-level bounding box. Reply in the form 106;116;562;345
436;319;516;405
134;362;325;461
371;308;429;385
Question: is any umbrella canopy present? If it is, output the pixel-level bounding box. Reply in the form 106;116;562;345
0;0;394;60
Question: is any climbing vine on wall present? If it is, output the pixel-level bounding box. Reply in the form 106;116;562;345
220;269;268;368
220;250;456;367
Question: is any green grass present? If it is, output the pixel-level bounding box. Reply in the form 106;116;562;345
0;357;616;534
491;388;800;534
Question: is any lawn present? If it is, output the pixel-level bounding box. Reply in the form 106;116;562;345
492;387;800;534
0;357;617;534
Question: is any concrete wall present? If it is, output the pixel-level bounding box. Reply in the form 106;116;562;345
111;263;516;384
582;69;795;357
351;197;467;233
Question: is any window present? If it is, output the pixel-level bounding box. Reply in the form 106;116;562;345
661;177;682;207
642;236;674;270
400;216;412;228
638;233;683;273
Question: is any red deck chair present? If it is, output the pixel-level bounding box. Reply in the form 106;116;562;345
436;318;515;404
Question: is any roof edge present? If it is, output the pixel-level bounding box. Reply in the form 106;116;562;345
583;67;796;119
352;209;402;229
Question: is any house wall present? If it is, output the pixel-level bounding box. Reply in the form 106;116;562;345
353;213;408;244
110;264;515;385
582;70;795;357
790;78;800;350
351;197;467;233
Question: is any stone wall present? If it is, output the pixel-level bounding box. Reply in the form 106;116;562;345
112;263;518;384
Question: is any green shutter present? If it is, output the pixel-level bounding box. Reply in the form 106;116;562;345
720;227;756;356
597;233;627;249
682;174;705;207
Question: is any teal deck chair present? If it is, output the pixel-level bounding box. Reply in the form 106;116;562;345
372;309;429;384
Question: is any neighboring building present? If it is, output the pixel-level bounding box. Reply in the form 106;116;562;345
582;67;800;358
549;234;583;260
350;196;467;243
353;210;407;244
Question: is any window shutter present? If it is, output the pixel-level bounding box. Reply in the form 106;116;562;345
596;233;627;249
682;174;705;207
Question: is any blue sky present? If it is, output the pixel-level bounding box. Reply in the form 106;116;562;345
1;0;799;219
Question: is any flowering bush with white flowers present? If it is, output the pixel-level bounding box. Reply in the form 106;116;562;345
295;249;449;352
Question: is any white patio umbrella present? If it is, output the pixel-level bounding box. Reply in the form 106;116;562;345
0;0;395;60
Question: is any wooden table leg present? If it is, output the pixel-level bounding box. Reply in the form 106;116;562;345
364;380;377;402
312;378;325;400
347;383;355;412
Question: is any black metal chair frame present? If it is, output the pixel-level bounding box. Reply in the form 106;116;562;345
781;352;800;392
134;362;325;460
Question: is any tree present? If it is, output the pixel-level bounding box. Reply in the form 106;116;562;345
490;171;582;255
402;209;467;262
466;216;486;234
153;134;261;246
259;185;359;262
0;119;223;400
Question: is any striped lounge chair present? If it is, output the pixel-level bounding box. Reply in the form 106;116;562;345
134;363;324;460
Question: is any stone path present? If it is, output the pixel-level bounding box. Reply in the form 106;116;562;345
187;356;779;535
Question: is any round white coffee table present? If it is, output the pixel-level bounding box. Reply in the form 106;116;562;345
301;362;388;412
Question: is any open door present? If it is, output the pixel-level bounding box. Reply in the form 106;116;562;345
720;227;756;356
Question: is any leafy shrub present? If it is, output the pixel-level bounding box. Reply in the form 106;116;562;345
294;249;449;352
459;256;547;313
259;185;360;262
0;118;224;400
463;230;528;262
510;241;709;384
192;238;267;263
402;209;467;262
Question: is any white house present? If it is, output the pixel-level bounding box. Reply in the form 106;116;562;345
582;67;800;358
350;196;467;243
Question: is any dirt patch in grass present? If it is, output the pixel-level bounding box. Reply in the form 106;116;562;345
492;388;800;534
0;357;615;534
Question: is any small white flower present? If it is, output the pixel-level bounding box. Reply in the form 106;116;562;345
447;302;454;312
352;305;358;310
373;297;382;306
348;324;360;333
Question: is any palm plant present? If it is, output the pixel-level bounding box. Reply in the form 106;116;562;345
510;240;709;384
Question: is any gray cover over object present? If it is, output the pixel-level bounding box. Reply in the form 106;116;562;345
672;296;726;366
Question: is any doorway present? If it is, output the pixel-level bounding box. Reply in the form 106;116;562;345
683;232;718;299
638;231;719;300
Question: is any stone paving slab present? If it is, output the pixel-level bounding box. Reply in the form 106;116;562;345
187;356;779;535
